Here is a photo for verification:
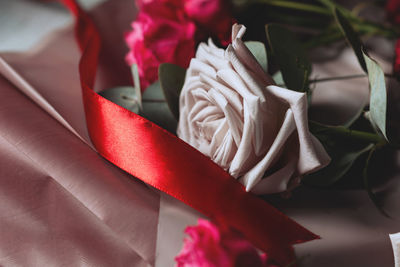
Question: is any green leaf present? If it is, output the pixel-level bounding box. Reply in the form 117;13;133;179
304;140;374;187
304;121;381;186
272;71;285;87
244;41;268;72
131;64;142;109
363;145;390;217
333;7;367;72
343;105;365;128
315;0;336;10
100;67;177;134
141;81;177;133
99;86;140;114
159;63;186;120
363;52;387;140
266;24;311;92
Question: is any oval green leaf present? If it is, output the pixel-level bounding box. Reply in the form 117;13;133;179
333;7;367;72
159;63;186;120
99;86;140;114
141;81;177;133
304;141;374;187
244;41;268;72
266;24;311;92
363;52;387;140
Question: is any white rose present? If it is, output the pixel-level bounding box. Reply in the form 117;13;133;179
177;24;330;195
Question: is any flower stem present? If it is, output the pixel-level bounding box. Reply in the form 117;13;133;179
254;0;331;15
310;73;395;84
329;127;385;144
310;121;386;144
253;0;398;39
309;74;366;84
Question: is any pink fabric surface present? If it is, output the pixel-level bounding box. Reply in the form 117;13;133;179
0;74;159;265
0;1;163;266
0;28;91;145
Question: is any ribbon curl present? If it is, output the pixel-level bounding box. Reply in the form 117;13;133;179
61;0;319;264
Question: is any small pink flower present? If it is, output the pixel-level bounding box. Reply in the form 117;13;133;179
125;12;196;89
136;0;185;21
393;38;400;78
125;0;235;90
184;0;234;45
175;219;280;267
386;0;400;25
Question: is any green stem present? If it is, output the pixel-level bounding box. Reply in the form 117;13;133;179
310;73;395;84
310;121;385;144
330;127;385;144
254;0;331;15
363;145;390;217
254;0;398;39
309;74;366;83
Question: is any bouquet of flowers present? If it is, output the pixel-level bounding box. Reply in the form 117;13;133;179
3;0;400;266
117;0;400;265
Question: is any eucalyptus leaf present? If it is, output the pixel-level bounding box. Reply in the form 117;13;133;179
272;71;285;87
159;63;186;120
363;146;390;217
266;24;311;92
141;81;177;133
244;41;268;72
305;121;379;186
99;86;140;114
99;77;177;134
342;105;365;128
315;0;335;9
333;7;367;72
363;52;388;140
303;141;374;187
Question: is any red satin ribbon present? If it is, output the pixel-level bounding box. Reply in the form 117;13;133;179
61;0;318;264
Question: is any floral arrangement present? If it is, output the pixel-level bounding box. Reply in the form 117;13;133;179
59;0;400;265
121;0;400;201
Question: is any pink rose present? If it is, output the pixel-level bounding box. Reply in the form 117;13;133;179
184;0;234;45
125;11;196;89
175;219;280;267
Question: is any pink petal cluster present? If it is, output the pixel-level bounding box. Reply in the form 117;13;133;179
386;0;400;77
175;219;280;267
386;0;400;25
184;0;233;46
125;0;234;90
394;39;400;77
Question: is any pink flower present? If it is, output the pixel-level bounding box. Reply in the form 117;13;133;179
386;0;400;25
393;38;400;78
385;1;400;77
125;0;235;89
125;12;196;89
175;219;280;267
184;0;234;46
136;0;185;21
